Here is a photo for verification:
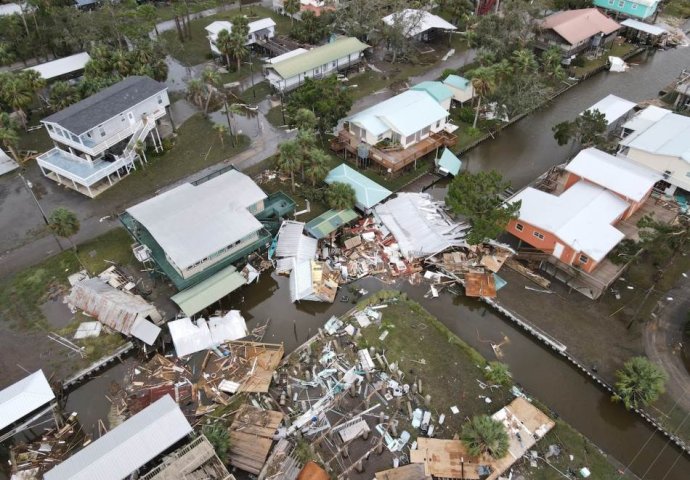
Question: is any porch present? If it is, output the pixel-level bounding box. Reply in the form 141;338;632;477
331;127;457;173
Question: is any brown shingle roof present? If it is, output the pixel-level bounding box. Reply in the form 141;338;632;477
540;8;620;46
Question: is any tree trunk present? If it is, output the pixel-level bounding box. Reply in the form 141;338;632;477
473;96;482;129
225;53;231;67
236;55;241;73
154;25;160;36
218;133;224;147
223;101;236;147
5;143;20;162
204;88;213;114
290;170;295;192
174;16;184;43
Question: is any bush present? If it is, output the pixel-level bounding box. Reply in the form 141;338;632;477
302;186;325;203
456;106;476;125
440;68;458;80
571;55;586;68
485;361;512;386
161;138;174;151
466;126;481;137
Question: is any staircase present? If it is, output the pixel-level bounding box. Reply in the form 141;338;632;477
123;116;157;160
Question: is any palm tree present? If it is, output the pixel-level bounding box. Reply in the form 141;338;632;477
48;207;80;252
284;0;300;25
112;50;131;76
138;4;159;36
305;148;330;186
134;140;147;164
277;139;301;192
223;102;243;146
0;112;21;162
612;357;667;410
228;32;249;73
0;42;16;67
49;81;80;111
326;182;356;210
461;415;509;459
186;78;205;109
0;73;34;129
213;123;228;147
511;49;538;75
215;29;233;67
201;67;221;114
470;67;495;129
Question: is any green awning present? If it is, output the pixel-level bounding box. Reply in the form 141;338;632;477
305;209;359;239
437;148;462;176
171;265;247;316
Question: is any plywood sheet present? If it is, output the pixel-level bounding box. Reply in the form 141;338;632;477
464;272;497;298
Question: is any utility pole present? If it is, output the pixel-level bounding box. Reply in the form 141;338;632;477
18;172;63;251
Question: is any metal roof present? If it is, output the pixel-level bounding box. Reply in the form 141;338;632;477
325;164;392;210
0;148;18;176
0;3;22;16
540;8;620;46
620;109;690;162
411;81;453;103
305;209;359;239
171;265;247;317
268;37;369;79
25;52;90;80
584;94;636;126
44;395;192;480
0;371;55;431
42;76;167;135
437;148;462;176
348;89;449;137
275;220;318;264
621;18;666;36
169;314;249;358
127;169;266;270
443;74;471;90
382;9;457;38
566;148;659;202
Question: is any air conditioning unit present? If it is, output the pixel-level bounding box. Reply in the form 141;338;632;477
663;170;672;179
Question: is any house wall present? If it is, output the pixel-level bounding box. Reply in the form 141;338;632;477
266;51;364;91
351;115;448;150
593;0;658;20
537;29;617;58
174;230;260;279
506;218;600;273
446;84;474;104
622;148;690;193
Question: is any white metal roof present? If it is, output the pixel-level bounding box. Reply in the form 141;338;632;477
0;371;55;431
208;310;248;344
382;9;457;38
275;221;318;263
565;148;660;202
289;260;318;302
349;89;449;137
0;3;22;16
44;395;192;480
621;18;666;36
126;169;266;270
620;105;671;137
374;193;467;259
25;52;91;80
169;313;248;357
584;94;636;126
513;181;629;262
266;48;308;64
0;148;19;176
205;17;276;37
620;109;690;162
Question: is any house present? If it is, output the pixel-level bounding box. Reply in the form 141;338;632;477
536;8;620;59
382;9;457;41
325;164;392;211
617;106;690;195
123;168;283;294
410;81;454;110
205;18;276;55
593;0;661;21
443;74;475;104
583;94;637;133
335;88;457;172
264;37;368;92
620;18;667;45
44;395;193;480
304;208;359;239
299;0;338;16
0;370;56;440
506;148;660;274
25;52;91;82
37;76;169;197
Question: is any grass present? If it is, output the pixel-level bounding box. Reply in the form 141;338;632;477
92;113;250;208
162;5;292;66
570;42;638;78
17;124;54;154
663;0;690;19
239;80;272;103
154;0;216;22
265;105;285;128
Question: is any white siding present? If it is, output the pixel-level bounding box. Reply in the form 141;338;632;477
624;148;690;192
267;51;363;92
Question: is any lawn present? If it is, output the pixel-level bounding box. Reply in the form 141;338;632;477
92;113;250;208
663;0;690;19
570;42;638;78
162;5;292;66
265;105;286;128
154;0;216;22
239;80;272;103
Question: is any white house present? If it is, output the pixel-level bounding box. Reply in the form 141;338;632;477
205;17;276;55
264;37;369;92
442;74;475;104
38;76;169;198
617;106;690;195
382;9;456;41
346;89;451;149
583;94;637;133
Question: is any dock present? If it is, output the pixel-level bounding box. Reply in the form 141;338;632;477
61;341;134;390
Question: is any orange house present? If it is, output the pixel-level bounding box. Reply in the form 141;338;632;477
506;148;660;273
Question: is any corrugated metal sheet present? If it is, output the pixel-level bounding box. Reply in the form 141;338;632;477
270;37;368;79
171;265;247;317
0;370;55;430
305;209;359;239
44;395;192;480
275;221;318;274
66;278;161;345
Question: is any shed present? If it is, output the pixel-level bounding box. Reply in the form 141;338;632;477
583;94;637;129
0;371;55;432
443;74;474;104
621;18;667;36
436;148;462;176
325;164;392;211
170;265;247;317
25;52;91;81
44;395;193;480
228;404;283;475
305;209;359;239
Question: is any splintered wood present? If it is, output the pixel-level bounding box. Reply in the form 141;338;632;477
464;272;497;298
228;404;284;475
409;438;481;479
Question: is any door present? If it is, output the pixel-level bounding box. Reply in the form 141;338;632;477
127;111;136;126
553;242;564;260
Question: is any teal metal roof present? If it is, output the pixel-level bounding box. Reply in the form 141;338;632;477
305;209;359;239
411;81;453;103
325;164;392;210
443;74;471;90
437;148;462;176
171;265;247;316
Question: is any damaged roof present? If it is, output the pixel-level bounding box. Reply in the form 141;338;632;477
0;370;55;431
305;209;359;239
275;221;318;262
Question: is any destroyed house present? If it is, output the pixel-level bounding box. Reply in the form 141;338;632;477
44;395;193;480
122;167;295;290
506;148;660;274
38;76;170;197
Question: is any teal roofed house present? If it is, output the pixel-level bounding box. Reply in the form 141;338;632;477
593;0;661;21
325;164;392;211
411;81;453;110
443;75;475;104
436;148;462;176
305;209;360;239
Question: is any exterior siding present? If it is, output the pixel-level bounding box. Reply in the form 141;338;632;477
623;148;690;192
266;51;363;91
174;231;261;278
593;0;658;20
352;116;448;150
446;84;474;104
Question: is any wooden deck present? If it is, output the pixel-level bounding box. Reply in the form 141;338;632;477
331;128;457;173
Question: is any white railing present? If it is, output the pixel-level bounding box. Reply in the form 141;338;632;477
124;116;155;155
38;148;135;186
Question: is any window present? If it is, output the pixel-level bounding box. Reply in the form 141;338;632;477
99;126;106;137
332;61;336;68
533;231;545;240
631;3;637;8
515;223;524;232
436;120;441;128
608;0;614;4
579;254;589;264
618;0;625;7
157;95;163;104
686;171;690;178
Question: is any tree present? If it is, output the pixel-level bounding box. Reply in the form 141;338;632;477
484;361;512;386
469;67;495;128
48;207;80;251
215;29;233;67
446;170;520;245
293;108;317;132
49;81;80;111
214;123;228;147
304;148;330;186
292;11;330;45
186;78;205;108
228;31;248;73
541;46;565;80
284;0;300;26
511;49;538;75
0;73;34;128
468;0;538;61
201;67;221;114
439;0;473;26
612;357;667;410
0;111;20;161
326;182;356;210
277;139;301;192
138;4;159;36
461;415;509;458
202;424;230;463
552;109;607;149
286;77;353;135
631;215;690;264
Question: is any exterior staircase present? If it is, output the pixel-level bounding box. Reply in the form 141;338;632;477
123;115;157;161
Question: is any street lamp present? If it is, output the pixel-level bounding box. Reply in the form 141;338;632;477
18;171;63;251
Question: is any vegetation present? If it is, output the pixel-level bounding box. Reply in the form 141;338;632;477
612;357;667;410
461;415;510;458
553;108;608;149
202;423;231;463
326;182;356;210
485;361;512;386
48;207;80;251
285;77;354;135
446;170;520;244
0;111;20;160
611;216;689;266
291;11;332;44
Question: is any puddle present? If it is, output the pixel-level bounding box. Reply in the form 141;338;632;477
40;298;74;329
